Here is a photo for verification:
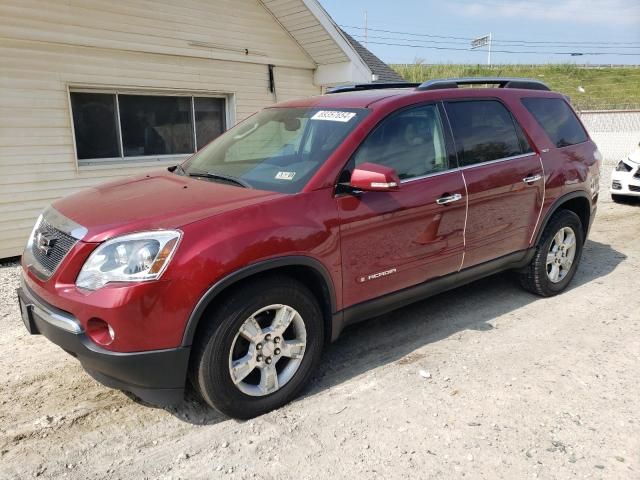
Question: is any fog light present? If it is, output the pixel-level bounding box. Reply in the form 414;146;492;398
86;318;115;346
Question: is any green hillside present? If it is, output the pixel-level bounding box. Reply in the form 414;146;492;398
391;64;640;111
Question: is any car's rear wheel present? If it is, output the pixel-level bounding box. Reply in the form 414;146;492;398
190;275;324;419
519;210;584;297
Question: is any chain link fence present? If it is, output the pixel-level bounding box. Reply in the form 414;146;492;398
579;110;640;162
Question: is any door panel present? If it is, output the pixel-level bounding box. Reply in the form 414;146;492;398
443;98;544;268
337;171;466;308
461;154;544;267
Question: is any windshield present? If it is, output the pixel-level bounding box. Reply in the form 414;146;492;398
179;107;367;193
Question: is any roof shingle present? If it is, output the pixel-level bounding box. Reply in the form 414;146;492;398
340;29;406;83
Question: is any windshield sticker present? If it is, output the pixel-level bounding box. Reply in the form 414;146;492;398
275;171;296;181
311;110;357;122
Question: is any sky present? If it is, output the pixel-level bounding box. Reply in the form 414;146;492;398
318;0;640;65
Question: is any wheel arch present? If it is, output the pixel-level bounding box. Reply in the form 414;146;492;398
534;191;592;245
181;256;337;348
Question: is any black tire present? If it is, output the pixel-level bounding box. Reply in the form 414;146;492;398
519;210;584;297
611;193;625;203
189;275;324;419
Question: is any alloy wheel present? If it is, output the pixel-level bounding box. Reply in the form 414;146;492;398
228;304;307;396
546;226;577;283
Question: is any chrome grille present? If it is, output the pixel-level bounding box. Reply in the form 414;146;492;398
30;218;77;276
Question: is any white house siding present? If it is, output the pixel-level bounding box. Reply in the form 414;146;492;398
261;0;348;64
0;0;322;258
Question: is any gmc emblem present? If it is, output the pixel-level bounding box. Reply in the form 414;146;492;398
35;231;56;256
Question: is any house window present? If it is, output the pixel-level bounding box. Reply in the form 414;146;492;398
70;90;227;165
69;93;120;160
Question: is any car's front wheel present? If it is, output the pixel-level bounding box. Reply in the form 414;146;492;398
519;209;584;297
190;275;324;419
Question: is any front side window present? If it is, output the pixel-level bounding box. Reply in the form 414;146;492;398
70;91;226;164
181;108;367;194
445;100;525;166
352;104;449;180
522;97;588;148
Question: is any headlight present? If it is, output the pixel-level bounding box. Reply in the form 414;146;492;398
76;230;181;290
615;160;632;172
25;214;43;250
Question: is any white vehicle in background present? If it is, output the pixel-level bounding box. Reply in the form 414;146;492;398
611;143;640;202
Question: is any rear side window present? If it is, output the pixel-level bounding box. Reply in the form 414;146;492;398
522;98;588;148
445;100;527;166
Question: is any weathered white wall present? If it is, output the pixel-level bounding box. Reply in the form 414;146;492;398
0;0;322;258
580;111;640;161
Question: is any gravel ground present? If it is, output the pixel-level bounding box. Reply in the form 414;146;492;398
0;161;638;479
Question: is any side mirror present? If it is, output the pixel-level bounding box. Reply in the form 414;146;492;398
349;162;400;192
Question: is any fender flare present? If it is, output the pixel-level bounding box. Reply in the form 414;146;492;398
180;256;337;347
532;190;592;246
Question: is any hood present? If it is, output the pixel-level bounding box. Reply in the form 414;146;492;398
52;170;283;242
627;148;640;164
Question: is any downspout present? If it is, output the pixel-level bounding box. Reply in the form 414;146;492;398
268;64;278;103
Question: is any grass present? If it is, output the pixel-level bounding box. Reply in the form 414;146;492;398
390;64;640;111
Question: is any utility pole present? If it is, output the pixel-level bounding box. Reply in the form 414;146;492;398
364;10;368;47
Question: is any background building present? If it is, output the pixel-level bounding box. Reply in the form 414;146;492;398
0;0;401;258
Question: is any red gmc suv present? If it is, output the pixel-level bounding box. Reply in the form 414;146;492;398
18;78;601;419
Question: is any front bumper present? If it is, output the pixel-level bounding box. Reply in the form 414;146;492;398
610;170;640;197
17;278;189;406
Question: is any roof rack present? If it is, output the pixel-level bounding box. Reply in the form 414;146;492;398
325;78;551;95
326;82;419;94
416;77;550;91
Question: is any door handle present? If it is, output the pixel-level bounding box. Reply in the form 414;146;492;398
436;193;462;205
522;174;542;184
